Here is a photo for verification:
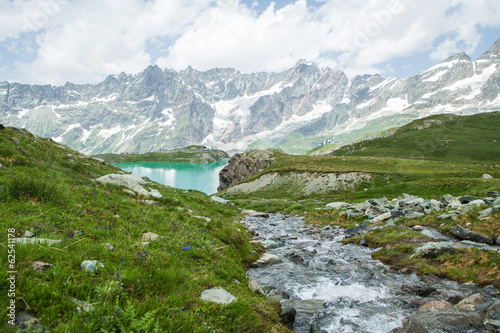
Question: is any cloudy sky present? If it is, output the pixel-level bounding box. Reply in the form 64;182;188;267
1;0;499;85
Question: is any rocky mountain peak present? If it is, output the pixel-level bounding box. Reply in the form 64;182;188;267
0;41;499;155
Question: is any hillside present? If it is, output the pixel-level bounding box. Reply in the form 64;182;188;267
330;112;500;164
0;127;286;332
95;145;229;163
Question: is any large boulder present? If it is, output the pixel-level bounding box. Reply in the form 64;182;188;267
95;174;162;198
451;225;494;244
218;149;281;191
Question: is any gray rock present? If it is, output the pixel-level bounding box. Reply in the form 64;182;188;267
31;261;52;272
288;299;326;314
482;173;493;179
460;240;500;251
96;174;160;198
148;188;162;198
392;319;429;333
326;202;350;209
211;196;231;205
123;189;136;196
414;242;459;258
310;322;328;333
242;210;270;218
451;225;494;244
440;194;462;209
405;212;425;219
14;312;50;332
92;157;106;165
466;199;485;207
279;299;296;328
484;319;500;333
200;287;236;304
103;243;114;251
487;191;500;198
261;240;278;249
455;293;485;309
478;207;494;219
267;288;290;301
251;253;282;267
15;237;62;246
81;260;104;273
437;213;458;220
23;230;35;238
141;231;161;242
406;308;482;332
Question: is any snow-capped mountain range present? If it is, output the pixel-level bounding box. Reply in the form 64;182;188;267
1;40;499;155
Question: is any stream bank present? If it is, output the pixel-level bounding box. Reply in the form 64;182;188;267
244;213;500;333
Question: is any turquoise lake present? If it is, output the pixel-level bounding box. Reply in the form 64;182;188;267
113;161;227;195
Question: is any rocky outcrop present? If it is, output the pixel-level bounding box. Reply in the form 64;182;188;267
222;170;372;196
217;149;280;191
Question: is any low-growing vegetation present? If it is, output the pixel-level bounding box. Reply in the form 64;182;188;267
0;127;287;332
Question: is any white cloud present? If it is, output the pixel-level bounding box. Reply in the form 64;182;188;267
2;0;500;84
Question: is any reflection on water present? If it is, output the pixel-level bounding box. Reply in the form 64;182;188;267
113;161;227;195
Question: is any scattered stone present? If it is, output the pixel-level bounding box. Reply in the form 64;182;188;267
11;137;20;144
484;319;500;333
16;237;62;246
437;213;457;220
451;225;494;244
251;253;282;267
466;199;486;207
478;208;494;220
482;174;493;179
23;230;35;238
372;212;392;223
392;319;429;333
414;242;459;258
148;188;162;198
405;309;482;332
211;196;231;205
242;210;270;218
92;157;106;165
14;312;49;332
261;240;278;249
200;287;236;305
326;202;350;209
455;293;485;309
139;199;158;205
96;174;161;198
141;231;161;242
408;298;427;308
405;212;425;219
267;288;290;301
487;191;500;198
440;194;462;209
279;299;296;328
287;299;326;314
248;279;266;296
123;189;136;196
31;261;52;272
310;322;328;333
420;300;453;310
81;260;104;273
103;243;114;251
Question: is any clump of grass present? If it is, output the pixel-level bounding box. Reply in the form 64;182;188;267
342;226;433;247
5;174;64;203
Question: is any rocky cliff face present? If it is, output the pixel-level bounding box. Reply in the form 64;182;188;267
1;41;499;154
217;149;282;191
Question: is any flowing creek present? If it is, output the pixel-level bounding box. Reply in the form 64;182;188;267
244;213;490;333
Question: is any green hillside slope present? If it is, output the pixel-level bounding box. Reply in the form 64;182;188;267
332;112;500;164
0;127;286;332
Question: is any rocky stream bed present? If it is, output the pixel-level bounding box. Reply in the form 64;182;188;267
244;213;500;333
